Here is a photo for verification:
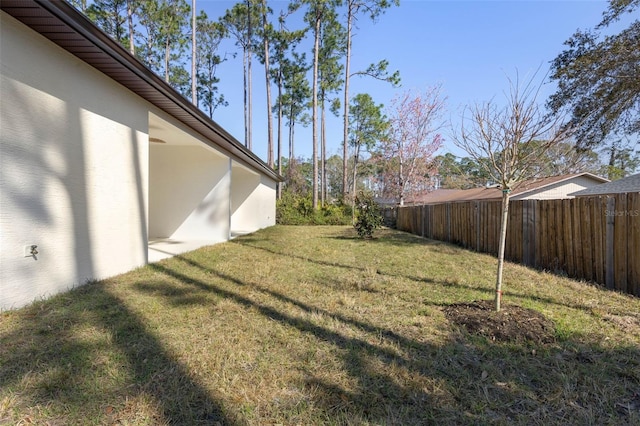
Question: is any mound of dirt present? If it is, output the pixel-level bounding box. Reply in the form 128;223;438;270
443;300;556;344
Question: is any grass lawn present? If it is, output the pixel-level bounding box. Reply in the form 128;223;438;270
1;225;639;425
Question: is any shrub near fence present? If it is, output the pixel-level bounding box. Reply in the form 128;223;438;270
397;193;640;297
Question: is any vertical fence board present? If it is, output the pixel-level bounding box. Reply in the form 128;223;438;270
539;201;548;269
474;202;480;252
562;199;574;277
534;200;542;268
488;202;493;253
629;193;640;296
495;202;500;254
555;200;565;273
547;201;557;270
548;200;555;270
592;197;604;285
490;202;500;253
395;192;636;297
614;194;628;292
465;203;471;248
523;200;535;267
573;198;584;281
460;203;465;247
469;203;473;247
548;201;556;270
478;203;485;253
543;201;554;272
605;197;616;289
451;203;458;244
483;202;489;253
582;197;594;282
468;202;474;248
490;202;495;253
428;206;436;238
508;202;515;261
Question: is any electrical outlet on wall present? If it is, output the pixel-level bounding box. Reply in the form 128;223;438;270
24;245;39;257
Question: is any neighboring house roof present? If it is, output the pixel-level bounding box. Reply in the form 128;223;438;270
420;173;609;203
570;173;640;196
407;189;461;204
1;0;282;182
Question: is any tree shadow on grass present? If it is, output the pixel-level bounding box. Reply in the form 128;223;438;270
145;261;449;423
143;256;640;425
232;234;625;317
0;283;235;425
3;234;638;424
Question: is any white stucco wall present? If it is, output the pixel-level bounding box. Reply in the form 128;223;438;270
231;162;277;235
513;176;605;200
1;11;279;309
0;12;149;310
149;145;231;242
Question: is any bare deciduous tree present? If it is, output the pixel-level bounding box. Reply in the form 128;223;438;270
452;72;573;312
376;86;445;206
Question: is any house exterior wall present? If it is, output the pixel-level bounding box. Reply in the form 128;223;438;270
231;163;277;234
149;145;231;242
0;12;149;310
513;176;603;200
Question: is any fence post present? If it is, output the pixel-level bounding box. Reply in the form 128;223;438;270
448;203;452;242
525;199;536;267
475;201;480;252
605;196;615;289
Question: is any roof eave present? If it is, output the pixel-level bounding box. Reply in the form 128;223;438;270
1;0;283;182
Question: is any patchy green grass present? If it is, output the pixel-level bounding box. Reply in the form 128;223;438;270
1;226;639;425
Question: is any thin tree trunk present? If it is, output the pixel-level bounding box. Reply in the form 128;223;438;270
351;143;360;222
352;145;360;198
312;16;320;209
277;71;283;198
243;48;248;147
321;97;326;205
495;189;510;312
247;0;253;150
398;141;405;206
191;0;197;105
146;36;153;68
164;39;170;82
127;0;135;55
248;56;253;150
289;105;294;163
262;2;273;167
342;8;353;200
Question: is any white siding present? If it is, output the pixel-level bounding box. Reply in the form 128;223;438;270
1;12;149;310
513;176;604;200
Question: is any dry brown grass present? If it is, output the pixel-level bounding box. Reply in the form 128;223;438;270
1;225;639;425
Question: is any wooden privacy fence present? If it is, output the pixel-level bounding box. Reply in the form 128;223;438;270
396;193;640;297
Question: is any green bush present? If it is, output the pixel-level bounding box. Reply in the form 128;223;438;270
276;192;352;225
353;191;383;238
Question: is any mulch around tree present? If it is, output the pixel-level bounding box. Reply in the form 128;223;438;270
443;300;556;344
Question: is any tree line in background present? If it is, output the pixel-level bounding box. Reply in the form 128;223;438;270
67;0;407;207
68;0;639;212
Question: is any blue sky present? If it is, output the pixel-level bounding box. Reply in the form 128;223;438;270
197;0;617;162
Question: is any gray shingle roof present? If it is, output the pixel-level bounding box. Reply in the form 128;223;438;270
570;173;640;196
